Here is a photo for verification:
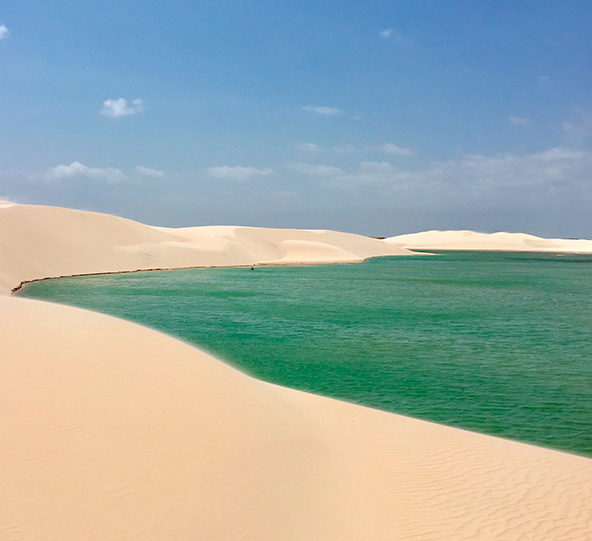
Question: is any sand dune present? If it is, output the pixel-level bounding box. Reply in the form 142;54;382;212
387;229;592;252
0;204;411;295
2;297;591;540
1;203;592;539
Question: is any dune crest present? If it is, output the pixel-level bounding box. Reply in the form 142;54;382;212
0;204;411;295
1;203;592;539
387;229;592;252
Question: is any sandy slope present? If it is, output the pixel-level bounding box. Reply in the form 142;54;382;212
387;229;592;252
1;203;592;539
0;204;411;295
2;297;591;540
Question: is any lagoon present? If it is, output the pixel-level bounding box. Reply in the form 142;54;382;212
20;251;592;456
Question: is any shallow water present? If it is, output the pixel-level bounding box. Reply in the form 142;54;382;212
20;252;592;456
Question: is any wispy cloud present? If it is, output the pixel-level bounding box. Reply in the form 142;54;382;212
510;116;530;126
46;162;126;183
333;144;356;154
290;163;342;177
135;166;165;178
380;143;412;156
428;147;591;188
538;75;551;84
378;27;408;43
562;108;592;144
0;25;9;40
207;166;274;180
297;143;323;153
302;106;342;116
100;98;143;118
359;161;398;172
327;147;592;195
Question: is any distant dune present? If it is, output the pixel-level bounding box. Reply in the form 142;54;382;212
387;229;592;252
1;203;591;540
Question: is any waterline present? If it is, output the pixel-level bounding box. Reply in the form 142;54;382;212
20;252;592;456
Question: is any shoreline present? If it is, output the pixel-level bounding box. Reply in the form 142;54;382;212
19;248;592;461
14;247;592;297
0;203;414;296
3;295;591;540
10;257;374;295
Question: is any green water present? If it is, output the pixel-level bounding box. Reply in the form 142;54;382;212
20;252;592;457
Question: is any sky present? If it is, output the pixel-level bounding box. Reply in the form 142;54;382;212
1;0;591;237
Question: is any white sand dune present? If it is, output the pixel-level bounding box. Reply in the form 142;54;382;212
387;229;592;252
1;203;592;540
0;204;411;295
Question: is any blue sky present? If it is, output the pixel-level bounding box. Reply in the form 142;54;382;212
1;0;591;236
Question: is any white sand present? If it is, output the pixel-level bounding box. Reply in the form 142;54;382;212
0;204;411;295
387;229;592;252
1;203;591;540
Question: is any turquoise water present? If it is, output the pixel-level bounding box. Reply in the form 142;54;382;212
20;252;592;457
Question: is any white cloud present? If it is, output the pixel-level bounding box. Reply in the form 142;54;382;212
562;108;592;143
302;106;342;116
101;98;143;118
378;28;408;43
538;75;551;84
380;143;412;156
297;143;323;153
333;144;356;154
328;147;592;195
430;147;591;188
510;116;530;126
46;162;126;183
563;121;589;140
207;166;274;180
0;25;9;40
135;166;165;178
360;161;398;172
290;163;342;177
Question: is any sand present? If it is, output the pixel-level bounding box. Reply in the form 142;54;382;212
0;204;412;295
1;203;591;540
387;229;592;253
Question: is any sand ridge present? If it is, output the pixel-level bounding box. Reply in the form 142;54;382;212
387;229;592;252
0;204;411;295
1;203;592;539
